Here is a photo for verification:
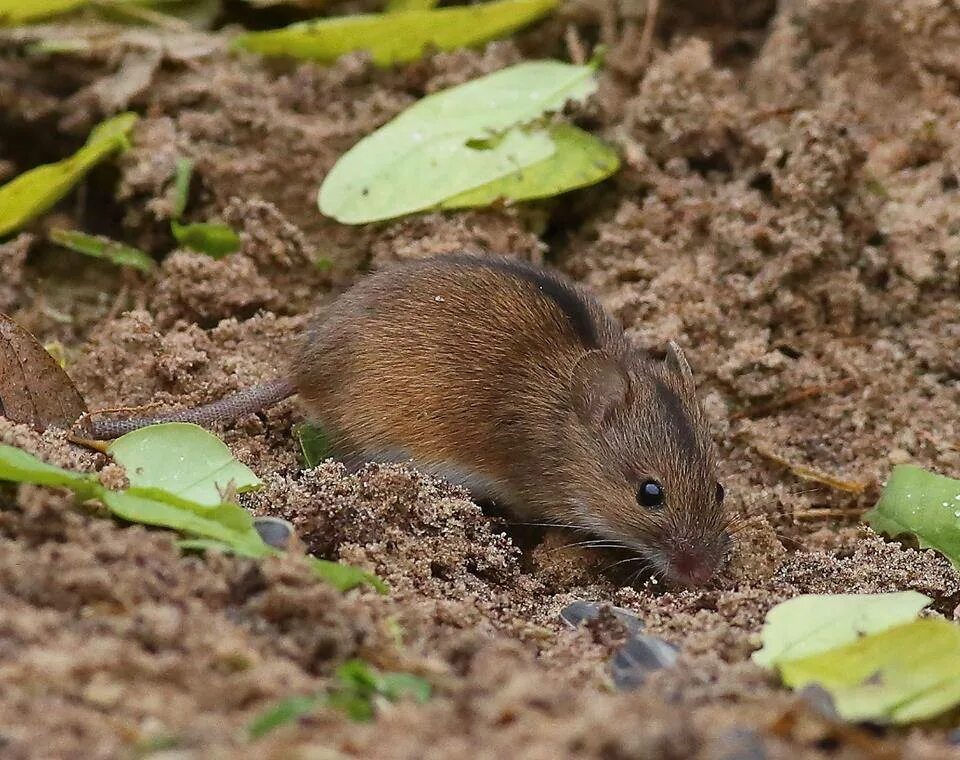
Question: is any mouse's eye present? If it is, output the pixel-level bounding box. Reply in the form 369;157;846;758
637;480;665;509
716;482;725;504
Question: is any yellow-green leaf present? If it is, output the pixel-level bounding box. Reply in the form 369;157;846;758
0;112;138;237
865;464;960;570
441;123;619;208
171;221;241;258
233;0;558;66
0;442;385;594
309;557;388;594
0;0;86;25
385;0;437;11
319;60;596;223
248;694;322;739
50;229;156;273
752;592;931;668
169;157;241;257
0;444;99;496
780;619;960;724
103;488;271;557
108;423;262;507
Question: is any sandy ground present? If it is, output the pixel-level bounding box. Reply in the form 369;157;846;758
2;0;960;757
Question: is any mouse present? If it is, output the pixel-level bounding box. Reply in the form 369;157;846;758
76;254;731;586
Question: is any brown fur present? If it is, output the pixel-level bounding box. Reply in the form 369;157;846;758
293;254;730;585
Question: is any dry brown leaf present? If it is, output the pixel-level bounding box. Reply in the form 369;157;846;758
0;313;87;430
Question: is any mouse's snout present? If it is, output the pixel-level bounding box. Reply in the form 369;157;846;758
659;530;731;587
666;548;718;587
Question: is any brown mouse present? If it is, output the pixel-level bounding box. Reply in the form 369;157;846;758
78;254;731;586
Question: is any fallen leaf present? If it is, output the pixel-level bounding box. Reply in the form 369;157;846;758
441;123;619;209
294;421;331;468
169;157;241;257
50;228;156;273
234;0;557;66
248;661;429;738
0;313;87;430
107;422;262;507
103;487;268;557
385;0;438;10
171;157;193;219
0;0;85;25
248;694;322;739
780;619;960;724
0;441;387;593
171;220;241;258
0;443;98;494
865;464;960;570
309;557;389;594
0;112;138;237
752;592;931;668
318;60;597;223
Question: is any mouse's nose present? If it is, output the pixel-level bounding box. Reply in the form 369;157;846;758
669;549;715;586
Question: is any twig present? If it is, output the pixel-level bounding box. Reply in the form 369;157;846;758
731;378;857;420
636;0;660;68
792;508;864;520
564;24;586;66
752;442;870;495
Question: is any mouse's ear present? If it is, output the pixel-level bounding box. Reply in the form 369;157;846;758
665;341;696;395
569;350;631;427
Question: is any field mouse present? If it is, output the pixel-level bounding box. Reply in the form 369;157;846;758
78;254;731;586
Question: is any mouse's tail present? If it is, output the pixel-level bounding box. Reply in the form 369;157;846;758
73;377;297;441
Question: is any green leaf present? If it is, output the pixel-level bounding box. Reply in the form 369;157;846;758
168;157;241;257
335;659;381;692
318;60;597;224
233;0;557;66
171;221;241;258
385;0;437;11
328;660;429;721
176;537;239;554
441;123;619;208
377;672;431;703
0;112;138;237
752;592;931;668
780;619;960;724
171;157;193;220
309;557;388;594
102;488;271;557
0;444;100;498
865;464;960;570
247;662;428;738
108;423;262;507
294;422;331;468
0;442;384;595
248;694;322;739
0;0;86;25
50;229;156;273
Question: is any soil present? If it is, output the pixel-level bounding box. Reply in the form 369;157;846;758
2;1;960;758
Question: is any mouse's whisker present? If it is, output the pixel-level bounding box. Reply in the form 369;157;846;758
601;555;649;572
539;540;632;555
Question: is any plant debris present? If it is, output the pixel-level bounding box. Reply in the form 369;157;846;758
0;314;87;430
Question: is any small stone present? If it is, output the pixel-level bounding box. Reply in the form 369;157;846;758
610;633;679;690
253;516;296;550
559;600;644;634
